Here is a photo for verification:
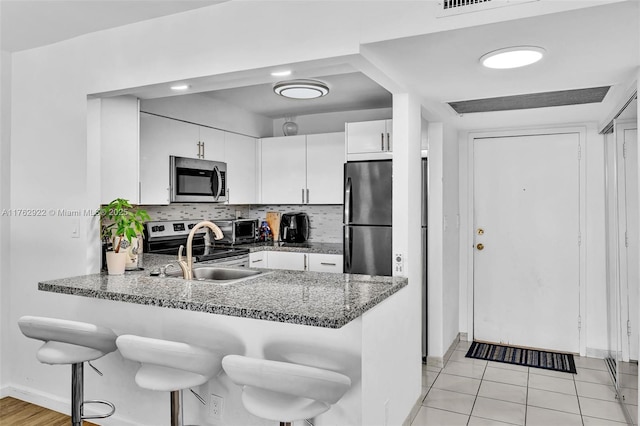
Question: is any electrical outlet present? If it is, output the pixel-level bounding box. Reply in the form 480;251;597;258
209;394;224;421
394;253;403;273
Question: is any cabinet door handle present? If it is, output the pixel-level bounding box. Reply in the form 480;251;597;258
304;254;307;270
320;262;336;266
306;188;310;204
386;133;390;151
381;133;384;151
251;259;263;263
202;141;205;158
302;188;305;204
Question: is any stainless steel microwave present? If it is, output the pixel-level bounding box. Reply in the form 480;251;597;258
170;156;227;203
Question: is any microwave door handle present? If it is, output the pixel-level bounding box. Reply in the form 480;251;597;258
211;166;222;201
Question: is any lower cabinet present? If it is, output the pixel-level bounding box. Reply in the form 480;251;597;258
266;251;306;271
263;251;343;273
308;254;343;273
249;251;267;268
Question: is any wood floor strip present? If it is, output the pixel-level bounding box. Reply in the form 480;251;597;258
0;396;99;426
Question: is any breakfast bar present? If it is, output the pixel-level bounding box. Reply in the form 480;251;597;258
36;253;410;426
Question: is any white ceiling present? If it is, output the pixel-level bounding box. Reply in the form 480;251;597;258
2;1;638;129
362;1;639;129
0;0;224;52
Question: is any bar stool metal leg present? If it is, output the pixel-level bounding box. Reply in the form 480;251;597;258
71;362;84;426
170;390;184;426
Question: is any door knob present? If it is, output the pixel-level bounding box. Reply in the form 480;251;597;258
476;243;484;251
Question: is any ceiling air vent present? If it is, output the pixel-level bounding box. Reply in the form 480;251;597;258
443;0;492;10
448;86;611;114
437;0;539;17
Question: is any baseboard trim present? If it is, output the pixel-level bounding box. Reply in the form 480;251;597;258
585;348;609;359
402;391;424;426
426;333;462;369
2;385;139;426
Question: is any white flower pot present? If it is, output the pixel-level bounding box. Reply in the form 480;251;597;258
106;251;128;275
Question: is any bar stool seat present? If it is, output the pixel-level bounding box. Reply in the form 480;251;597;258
116;334;222;426
222;354;351;426
18;316;117;426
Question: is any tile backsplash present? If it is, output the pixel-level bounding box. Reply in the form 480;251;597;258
141;203;343;243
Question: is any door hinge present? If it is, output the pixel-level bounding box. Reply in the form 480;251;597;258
625;231;629;247
623;142;627;159
578;145;582;160
578;315;582;330
627;320;632;337
578;233;582;246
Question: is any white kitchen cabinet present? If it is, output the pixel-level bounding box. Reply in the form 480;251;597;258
139;113;196;205
306;133;344;204
345;119;393;160
261;135;307;204
308;253;343;273
198;126;225;161
266;251;307;271
225;132;257;204
100;96;140;204
249;251;267;268
260;133;345;205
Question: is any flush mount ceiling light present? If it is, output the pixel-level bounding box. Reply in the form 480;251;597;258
170;84;190;91
480;46;545;69
271;70;292;77
273;79;329;99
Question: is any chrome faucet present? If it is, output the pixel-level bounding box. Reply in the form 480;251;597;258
177;220;224;280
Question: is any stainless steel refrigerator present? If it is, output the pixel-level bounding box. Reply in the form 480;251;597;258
421;158;428;361
343;160;393;276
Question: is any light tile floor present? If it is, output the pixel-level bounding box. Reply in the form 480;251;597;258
412;340;638;426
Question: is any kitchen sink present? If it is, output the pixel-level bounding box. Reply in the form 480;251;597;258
192;267;261;281
158;266;265;285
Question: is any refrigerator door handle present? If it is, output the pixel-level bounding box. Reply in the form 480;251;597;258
345;177;352;224
344;227;352;273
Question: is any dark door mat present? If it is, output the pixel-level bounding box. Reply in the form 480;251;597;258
466;341;577;374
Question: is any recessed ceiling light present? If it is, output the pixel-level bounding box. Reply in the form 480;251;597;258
170;84;190;91
273;79;329;99
271;70;292;77
480;46;545;69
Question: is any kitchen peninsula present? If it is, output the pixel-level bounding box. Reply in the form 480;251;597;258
36;253;410;425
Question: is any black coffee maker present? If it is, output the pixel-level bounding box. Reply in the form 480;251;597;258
280;212;310;243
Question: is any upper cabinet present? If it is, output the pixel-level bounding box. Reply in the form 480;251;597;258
345;119;393;161
260;132;344;205
225;132;257;204
139;113;257;205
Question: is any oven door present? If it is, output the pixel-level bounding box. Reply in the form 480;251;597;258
170;156;227;203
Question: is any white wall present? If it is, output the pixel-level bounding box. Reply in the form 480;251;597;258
272;107;392;137
0;49;11;392
141;93;273;138
442;123;460;350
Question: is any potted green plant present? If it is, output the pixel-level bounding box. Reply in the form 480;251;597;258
97;198;151;275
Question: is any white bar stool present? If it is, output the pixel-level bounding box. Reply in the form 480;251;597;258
18;315;118;426
222;354;351;426
116;334;222;426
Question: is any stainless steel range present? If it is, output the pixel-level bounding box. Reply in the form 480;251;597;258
143;219;249;267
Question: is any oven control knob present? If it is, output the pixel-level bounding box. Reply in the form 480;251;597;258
158;225;165;232
188;224;195;229
151;226;158;232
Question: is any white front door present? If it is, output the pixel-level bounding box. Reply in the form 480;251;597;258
473;133;581;353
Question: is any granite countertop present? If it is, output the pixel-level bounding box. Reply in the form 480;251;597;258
231;241;343;255
39;260;406;328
